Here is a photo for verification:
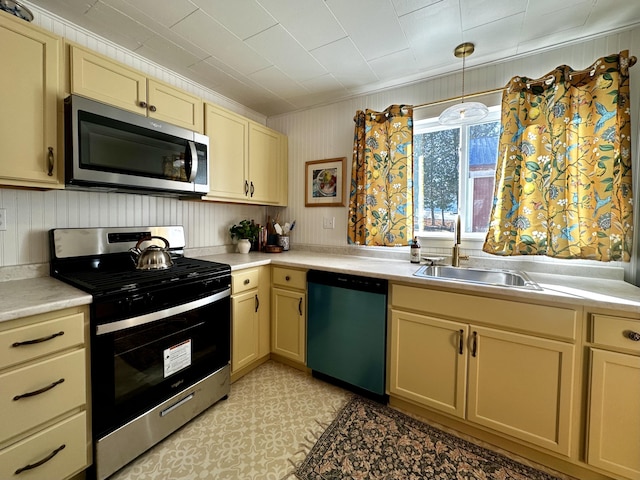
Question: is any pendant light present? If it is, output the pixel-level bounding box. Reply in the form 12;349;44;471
438;42;488;125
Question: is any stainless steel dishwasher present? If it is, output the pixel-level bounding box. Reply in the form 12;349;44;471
307;269;388;398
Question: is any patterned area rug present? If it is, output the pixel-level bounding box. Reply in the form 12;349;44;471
295;396;566;480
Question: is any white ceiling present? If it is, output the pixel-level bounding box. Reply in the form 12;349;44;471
25;0;640;117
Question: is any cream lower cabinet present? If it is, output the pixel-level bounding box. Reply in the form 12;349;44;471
0;11;63;188
390;284;578;456
230;266;270;380
0;306;90;480
587;313;640;480
70;45;203;132
204;103;287;205
271;267;306;364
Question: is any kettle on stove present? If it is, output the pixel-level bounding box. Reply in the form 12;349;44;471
129;236;174;270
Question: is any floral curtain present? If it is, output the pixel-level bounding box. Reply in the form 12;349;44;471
348;105;413;246
483;51;634;261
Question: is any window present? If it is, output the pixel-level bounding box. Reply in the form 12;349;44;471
413;106;500;236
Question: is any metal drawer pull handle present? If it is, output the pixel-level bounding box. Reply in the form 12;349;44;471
15;444;66;474
244;180;249;196
285;276;290;281
244;279;250;285
161;393;194;417
298;298;302;316
255;294;259;312
13;378;65;401
47;147;54;176
471;331;478;357
625;330;640;341
458;329;464;355
250;181;255;197
12;331;64;347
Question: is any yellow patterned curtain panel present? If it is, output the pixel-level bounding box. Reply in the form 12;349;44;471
483;51;634;261
348;105;414;246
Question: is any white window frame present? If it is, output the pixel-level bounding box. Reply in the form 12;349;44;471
413;105;501;243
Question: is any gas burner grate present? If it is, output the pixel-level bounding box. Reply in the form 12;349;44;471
54;257;230;296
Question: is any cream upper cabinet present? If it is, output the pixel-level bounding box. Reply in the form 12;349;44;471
205;104;249;201
204;103;287;206
587;313;640;479
0;306;89;480
271;267;306;364
248;122;281;204
70;45;203;132
389;284;578;456
0;11;63;188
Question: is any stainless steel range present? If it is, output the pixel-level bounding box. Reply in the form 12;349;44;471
49;226;231;480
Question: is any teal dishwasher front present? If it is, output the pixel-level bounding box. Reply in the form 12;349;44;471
307;270;388;397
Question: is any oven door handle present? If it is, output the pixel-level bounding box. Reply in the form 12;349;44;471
96;288;230;335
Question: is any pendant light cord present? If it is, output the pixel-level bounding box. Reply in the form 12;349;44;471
461;52;466;104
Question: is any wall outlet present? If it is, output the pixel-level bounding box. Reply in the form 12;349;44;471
322;216;335;229
0;208;6;231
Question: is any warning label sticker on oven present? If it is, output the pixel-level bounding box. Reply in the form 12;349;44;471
163;340;192;377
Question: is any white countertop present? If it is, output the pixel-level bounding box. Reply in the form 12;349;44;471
199;251;640;313
1;250;639;323
0;276;92;322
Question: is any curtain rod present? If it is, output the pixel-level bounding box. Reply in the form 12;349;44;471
413;87;505;110
414;55;637;111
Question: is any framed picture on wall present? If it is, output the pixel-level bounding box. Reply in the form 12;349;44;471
305;157;346;207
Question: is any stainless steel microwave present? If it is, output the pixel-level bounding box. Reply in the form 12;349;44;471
64;95;209;196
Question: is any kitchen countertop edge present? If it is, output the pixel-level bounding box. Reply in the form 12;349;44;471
2;251;640;323
0;276;92;323
200;251;640;314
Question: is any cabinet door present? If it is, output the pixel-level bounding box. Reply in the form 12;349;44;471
467;326;575;455
271;287;305;364
147;79;203;132
205;104;249;201
587;348;640;479
0;16;61;187
390;310;468;417
71;46;146;115
231;290;259;374
248;123;280;204
258;266;271;358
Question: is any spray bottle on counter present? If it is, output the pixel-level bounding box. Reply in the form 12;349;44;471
410;236;421;263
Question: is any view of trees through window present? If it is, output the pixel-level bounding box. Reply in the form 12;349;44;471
413;108;500;234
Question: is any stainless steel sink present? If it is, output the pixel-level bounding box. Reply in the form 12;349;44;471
414;265;541;290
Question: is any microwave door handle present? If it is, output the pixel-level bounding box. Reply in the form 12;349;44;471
185;141;198;182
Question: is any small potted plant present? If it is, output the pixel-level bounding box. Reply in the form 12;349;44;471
229;220;260;253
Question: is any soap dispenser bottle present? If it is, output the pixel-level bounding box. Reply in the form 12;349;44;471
410;236;421;263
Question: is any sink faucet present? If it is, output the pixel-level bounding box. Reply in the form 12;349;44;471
452;214;469;267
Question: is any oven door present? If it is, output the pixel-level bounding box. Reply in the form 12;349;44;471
91;289;230;438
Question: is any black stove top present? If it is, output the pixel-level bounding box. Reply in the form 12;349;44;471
52;255;230;297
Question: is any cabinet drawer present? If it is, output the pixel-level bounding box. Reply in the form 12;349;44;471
272;267;306;290
232;268;260;295
391;284;577;340
0;349;86;444
0;411;87;480
0;312;85;370
592;314;640;353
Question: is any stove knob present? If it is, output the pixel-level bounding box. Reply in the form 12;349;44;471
117;298;133;314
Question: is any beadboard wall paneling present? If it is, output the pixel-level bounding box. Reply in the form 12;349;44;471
267;27;640;281
0;188;266;267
